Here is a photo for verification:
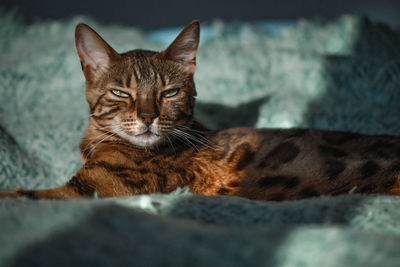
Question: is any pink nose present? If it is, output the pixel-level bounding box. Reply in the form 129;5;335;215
139;112;157;125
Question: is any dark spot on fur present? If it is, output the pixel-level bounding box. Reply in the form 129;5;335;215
195;167;203;174
284;176;300;189
360;185;374;193
228;143;255;171
16;189;38;200
360;161;380;179
390;160;400;172
364;140;400;159
228;180;240;187
67;175;95;196
318;145;348;158
384;178;396;190
300;186;319;198
322;131;360;145
134;160;143;165
258;175;286;187
155;172;167;192
258;141;300;169
217;188;231;195
267;193;286;201
138;168;149;174
152;159;160;165
188;173;196;183
325;160;346;180
116;172;130;178
123;179;147;189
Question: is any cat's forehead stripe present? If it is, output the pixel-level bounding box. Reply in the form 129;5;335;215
132;64;140;83
148;60;158;84
125;72;131;88
158;72;166;86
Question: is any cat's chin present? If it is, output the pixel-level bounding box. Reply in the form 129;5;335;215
120;131;163;148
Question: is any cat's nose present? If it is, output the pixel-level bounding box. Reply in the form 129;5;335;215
139;112;157;125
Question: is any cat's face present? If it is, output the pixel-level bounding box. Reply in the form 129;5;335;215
75;21;199;148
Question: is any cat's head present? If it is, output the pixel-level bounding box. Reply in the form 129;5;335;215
75;21;199;148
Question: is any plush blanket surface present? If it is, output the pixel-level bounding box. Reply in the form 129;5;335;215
1;8;400;267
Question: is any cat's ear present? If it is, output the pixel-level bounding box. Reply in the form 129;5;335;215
75;24;121;82
159;20;200;76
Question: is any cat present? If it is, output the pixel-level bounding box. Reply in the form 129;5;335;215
0;20;400;201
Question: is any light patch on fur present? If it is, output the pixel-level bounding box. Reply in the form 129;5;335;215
114;126;163;148
113;118;165;148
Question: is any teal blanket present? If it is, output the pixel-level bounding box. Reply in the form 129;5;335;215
1;9;400;266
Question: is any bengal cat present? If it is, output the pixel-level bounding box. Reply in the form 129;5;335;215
1;20;400;201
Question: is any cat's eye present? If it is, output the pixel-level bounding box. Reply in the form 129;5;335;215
111;89;130;98
161;88;179;98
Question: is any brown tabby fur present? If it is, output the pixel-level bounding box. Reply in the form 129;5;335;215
1;20;400;201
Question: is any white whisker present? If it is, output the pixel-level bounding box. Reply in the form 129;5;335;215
170;130;199;151
86;132;117;159
165;134;177;155
172;128;216;150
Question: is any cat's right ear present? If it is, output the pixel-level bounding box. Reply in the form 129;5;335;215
159;20;200;76
75;24;121;82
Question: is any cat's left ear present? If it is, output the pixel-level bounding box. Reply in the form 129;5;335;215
159;20;200;76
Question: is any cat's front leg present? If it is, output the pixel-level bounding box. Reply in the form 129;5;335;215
0;161;155;199
0;166;101;199
0;185;83;199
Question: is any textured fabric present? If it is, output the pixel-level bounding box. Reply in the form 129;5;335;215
1;8;400;267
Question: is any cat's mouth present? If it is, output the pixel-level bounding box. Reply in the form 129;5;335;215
135;130;161;137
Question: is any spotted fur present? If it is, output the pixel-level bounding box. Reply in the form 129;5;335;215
1;21;400;201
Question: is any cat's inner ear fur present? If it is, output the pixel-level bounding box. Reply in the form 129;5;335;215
159;20;200;76
75;24;121;82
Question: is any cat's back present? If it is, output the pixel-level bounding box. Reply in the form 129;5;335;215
202;127;400;200
209;127;400;163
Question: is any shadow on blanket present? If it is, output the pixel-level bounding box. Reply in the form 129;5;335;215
6;204;287;267
303;17;400;135
5;194;400;267
196;96;270;129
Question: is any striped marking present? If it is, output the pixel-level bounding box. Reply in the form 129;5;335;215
125;73;132;88
94;161;136;172
66;176;95;196
91;94;105;113
17;189;38;199
258;141;300;169
155;172;167;192
123;179;147;189
93;106;121;119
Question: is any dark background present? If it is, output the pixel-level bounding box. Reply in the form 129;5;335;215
3;0;400;30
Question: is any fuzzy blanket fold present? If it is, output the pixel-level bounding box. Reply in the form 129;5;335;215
1;9;400;267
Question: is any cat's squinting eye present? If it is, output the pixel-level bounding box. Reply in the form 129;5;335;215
161;88;179;98
111;89;130;98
